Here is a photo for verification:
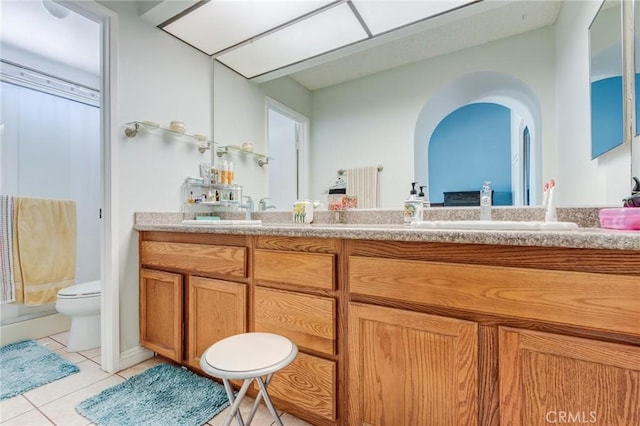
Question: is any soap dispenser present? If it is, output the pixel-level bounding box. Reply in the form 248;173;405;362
404;182;424;224
419;185;430;208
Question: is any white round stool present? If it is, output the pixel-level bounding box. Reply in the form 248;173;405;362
200;332;298;426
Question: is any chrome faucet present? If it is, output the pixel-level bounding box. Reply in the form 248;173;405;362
240;196;254;220
258;197;276;211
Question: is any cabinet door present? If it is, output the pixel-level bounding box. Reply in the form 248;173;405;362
186;276;247;370
139;268;183;362
348;303;478;426
500;327;640;426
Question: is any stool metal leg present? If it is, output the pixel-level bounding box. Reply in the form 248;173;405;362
255;374;283;426
244;374;274;425
222;378;252;426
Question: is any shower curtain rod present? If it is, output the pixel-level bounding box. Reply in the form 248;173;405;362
0;59;100;106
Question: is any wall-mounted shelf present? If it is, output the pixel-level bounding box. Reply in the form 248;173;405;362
182;179;243;213
216;145;271;167
124;121;212;153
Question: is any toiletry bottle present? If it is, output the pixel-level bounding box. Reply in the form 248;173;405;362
544;178;557;222
210;164;218;184
221;160;228;185
419;186;430;208
480;181;492;220
404;182;423;224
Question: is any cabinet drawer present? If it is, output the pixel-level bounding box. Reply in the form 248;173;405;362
349;256;640;336
141;241;246;278
254;287;335;355
254;249;334;290
268;352;336;422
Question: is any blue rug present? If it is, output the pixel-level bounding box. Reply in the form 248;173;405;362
0;339;79;401
76;363;230;426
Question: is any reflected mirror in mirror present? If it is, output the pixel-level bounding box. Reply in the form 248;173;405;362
633;0;640;135
590;0;623;158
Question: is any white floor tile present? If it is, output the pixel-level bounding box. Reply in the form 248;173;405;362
279;413;314;425
77;348;100;360
35;337;63;352
207;396;283;426
116;356;164;379
49;332;69;347
38;375;124;426
53;348;85;364
23;360;110;407
0;396;34;423
0;408;53;426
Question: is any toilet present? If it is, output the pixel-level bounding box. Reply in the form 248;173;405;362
55;280;101;352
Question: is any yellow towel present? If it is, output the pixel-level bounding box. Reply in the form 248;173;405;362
12;197;76;306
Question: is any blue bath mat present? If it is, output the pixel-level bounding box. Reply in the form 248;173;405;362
76;363;230;426
0;339;79;400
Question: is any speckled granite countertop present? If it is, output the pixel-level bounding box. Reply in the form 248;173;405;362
134;208;640;251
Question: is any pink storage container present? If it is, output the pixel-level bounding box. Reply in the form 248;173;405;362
599;208;640;230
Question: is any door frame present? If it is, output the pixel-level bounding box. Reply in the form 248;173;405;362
62;0;120;373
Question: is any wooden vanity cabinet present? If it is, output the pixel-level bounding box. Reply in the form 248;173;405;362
252;236;339;426
139;230;640;426
348;240;640;426
139;232;248;368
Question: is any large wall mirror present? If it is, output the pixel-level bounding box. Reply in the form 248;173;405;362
205;0;634;208
590;0;623;159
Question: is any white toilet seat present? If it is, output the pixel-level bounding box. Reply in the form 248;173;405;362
57;280;101;299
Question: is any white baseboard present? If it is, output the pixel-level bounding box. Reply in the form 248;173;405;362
0;314;71;346
117;345;154;372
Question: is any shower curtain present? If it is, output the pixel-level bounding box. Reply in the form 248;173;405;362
0;77;100;324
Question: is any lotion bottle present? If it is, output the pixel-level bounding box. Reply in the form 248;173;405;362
480;181;492;221
404;182;423;224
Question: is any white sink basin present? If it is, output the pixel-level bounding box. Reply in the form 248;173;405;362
182;219;262;226
410;220;578;231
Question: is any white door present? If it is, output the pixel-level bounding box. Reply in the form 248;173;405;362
267;99;308;210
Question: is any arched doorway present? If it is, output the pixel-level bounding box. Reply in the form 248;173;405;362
414;71;542;206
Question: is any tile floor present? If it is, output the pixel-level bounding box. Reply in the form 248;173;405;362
0;332;312;425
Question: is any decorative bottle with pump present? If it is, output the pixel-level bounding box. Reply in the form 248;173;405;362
480;181;492;221
404;182;424;224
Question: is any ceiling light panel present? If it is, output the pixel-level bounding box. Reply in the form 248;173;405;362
351;0;476;35
216;2;367;78
162;0;334;55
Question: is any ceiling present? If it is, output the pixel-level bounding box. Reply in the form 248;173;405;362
0;0;100;76
0;0;563;91
157;0;562;90
160;0;477;78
